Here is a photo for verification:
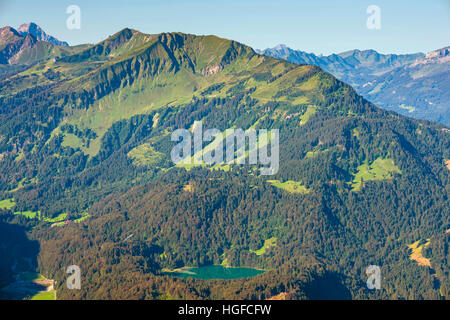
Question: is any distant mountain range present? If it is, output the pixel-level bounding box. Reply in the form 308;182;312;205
259;45;450;125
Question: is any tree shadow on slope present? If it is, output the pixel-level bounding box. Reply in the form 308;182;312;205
0;218;41;300
303;271;352;300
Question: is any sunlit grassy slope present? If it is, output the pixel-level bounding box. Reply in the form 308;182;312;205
250;237;278;256
351;157;402;191
408;240;432;268
127;143;165;167
267;180;310;194
1;29;331;158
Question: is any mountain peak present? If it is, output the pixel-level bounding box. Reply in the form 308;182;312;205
271;44;292;54
0;26;19;36
0;26;21;40
0;26;23;48
17;22;39;33
17;22;69;46
274;44;288;50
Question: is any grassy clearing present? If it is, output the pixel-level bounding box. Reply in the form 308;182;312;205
300;106;317;125
31;290;55;300
43;212;68;223
408;240;431;268
51;212;90;227
183;183;193;192
267;180;309;194
305;148;329;159
0;198;42;219
0;198;16;210
0;199;87;225
351;157;401;191
61;133;83;150
0;199;41;219
74;212;91;223
250;237;277;256
14;210;40;219
127;143;165;167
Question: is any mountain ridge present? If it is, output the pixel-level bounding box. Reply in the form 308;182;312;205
259;44;449;125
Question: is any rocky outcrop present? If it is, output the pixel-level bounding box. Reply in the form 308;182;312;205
17;22;68;46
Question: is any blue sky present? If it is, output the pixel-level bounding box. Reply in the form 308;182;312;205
0;0;449;55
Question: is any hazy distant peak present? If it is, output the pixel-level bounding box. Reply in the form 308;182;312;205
425;46;450;59
17;22;69;46
273;44;288;50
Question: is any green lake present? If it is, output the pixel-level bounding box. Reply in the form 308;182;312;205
168;265;265;280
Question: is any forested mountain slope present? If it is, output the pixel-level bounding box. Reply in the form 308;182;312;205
0;28;448;300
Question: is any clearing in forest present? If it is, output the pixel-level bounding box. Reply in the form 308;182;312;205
250;237;277;256
408;240;432;268
351;157;401;191
267;180;309;194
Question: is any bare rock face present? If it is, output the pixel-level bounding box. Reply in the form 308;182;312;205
0;26;22;47
17;22;68;47
411;46;450;67
201;64;223;75
0;26;27;64
425;46;450;59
